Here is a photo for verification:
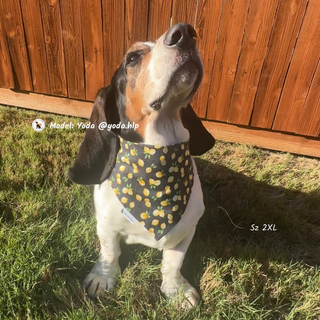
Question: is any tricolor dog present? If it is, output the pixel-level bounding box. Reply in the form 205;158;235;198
68;23;215;308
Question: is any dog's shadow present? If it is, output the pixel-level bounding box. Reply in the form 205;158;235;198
119;157;320;288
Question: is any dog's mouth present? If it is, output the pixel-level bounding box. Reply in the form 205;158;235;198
149;58;202;111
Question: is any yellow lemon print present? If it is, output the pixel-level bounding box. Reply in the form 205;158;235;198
122;187;128;194
169;166;178;173
127;173;133;179
180;167;185;177
156;191;162;198
186;188;190;194
121;197;128;204
132;163;138;173
181;144;185;150
109;180;113;186
172;205;179;212
173;195;181;202
167;176;174;183
138;178;145;186
116;173;120;179
119;165;126;172
113;188;119;195
156;171;163;178
130;148;137;156
141;212;150;219
129;202;135;209
149;228;155;238
185;159;189;166
151;219;159;226
144;199;151;207
117;178;121;184
161;160;166;166
160;223;166;230
189;174;193;180
138;159;144;167
136;194;142;201
143;188;150;197
174;183;179;190
146;167;152;173
168;214;174;224
154;145;161;149
121;155;130;165
183;195;187;205
125;143;129;149
149;178;161;188
178;156;183;163
165;186;171;195
160;199;169;206
144;146;156;155
171;152;176;160
184;180;188;187
163;147;168;154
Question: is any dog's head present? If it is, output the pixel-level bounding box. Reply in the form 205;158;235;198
68;23;215;185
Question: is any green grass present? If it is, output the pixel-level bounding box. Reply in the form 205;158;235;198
0;105;319;320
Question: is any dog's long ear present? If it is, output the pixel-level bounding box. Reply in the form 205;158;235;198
181;104;215;155
68;86;120;185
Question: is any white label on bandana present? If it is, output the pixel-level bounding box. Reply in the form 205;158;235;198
121;207;139;224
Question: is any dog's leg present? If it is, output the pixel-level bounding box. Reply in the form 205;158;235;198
83;225;121;299
161;226;200;309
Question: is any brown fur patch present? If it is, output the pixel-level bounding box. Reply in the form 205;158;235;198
125;51;154;139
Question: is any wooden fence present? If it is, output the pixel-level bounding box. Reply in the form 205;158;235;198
0;0;320;157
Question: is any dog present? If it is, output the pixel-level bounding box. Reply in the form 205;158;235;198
68;23;215;308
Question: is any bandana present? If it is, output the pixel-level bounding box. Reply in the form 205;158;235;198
109;137;194;240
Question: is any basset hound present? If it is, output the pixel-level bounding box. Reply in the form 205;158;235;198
68;23;215;308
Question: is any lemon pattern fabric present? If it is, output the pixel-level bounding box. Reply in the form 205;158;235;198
109;137;194;241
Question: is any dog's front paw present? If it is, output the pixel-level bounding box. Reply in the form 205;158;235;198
83;263;120;299
161;276;200;309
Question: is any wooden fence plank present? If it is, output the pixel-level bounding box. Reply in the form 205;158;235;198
125;0;149;49
0;88;92;118
206;0;250;122
273;0;320;133
171;0;197;27
251;0;307;129
0;10;14;88
227;0;279;125
81;0;104;101
203;120;320;159
60;0;85;100
20;0;51;94
40;0;67;96
147;0;172;40
192;0;223;118
102;0;125;84
295;60;320;136
0;0;32;91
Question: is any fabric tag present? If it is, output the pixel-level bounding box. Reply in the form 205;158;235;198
121;207;139;224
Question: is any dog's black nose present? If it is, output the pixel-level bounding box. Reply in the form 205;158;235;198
164;23;197;49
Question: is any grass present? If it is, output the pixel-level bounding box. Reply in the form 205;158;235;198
0;105;319;319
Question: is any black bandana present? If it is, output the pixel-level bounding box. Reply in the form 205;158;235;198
109;138;194;241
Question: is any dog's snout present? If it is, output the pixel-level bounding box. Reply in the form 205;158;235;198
164;23;197;49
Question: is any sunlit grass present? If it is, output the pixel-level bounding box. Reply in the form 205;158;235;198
0;105;319;319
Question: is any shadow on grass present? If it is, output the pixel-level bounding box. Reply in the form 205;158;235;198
179;159;320;293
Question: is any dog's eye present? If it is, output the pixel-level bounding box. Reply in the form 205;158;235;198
125;51;141;67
